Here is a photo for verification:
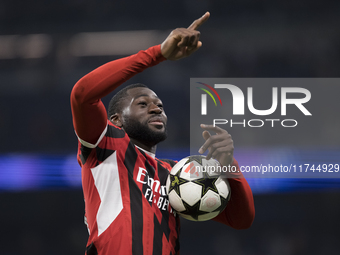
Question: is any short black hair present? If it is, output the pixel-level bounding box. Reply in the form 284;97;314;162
108;83;149;118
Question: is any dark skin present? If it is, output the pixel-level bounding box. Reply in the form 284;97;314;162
111;11;234;168
110;87;167;154
161;12;210;60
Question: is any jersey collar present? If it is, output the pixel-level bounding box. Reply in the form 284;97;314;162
135;145;156;159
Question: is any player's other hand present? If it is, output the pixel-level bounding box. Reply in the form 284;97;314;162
161;12;210;60
198;124;234;167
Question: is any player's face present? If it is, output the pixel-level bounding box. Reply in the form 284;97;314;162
121;87;168;146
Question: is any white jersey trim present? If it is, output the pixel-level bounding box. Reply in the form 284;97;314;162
76;126;108;148
135;145;156;159
91;151;123;236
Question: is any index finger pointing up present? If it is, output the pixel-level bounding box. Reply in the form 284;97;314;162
187;12;210;30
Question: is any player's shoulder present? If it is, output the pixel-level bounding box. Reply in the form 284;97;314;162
107;121;126;138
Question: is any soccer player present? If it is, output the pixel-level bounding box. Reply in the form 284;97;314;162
71;12;255;255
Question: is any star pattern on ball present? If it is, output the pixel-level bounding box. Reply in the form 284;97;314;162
181;200;208;221
192;171;219;196
168;169;189;197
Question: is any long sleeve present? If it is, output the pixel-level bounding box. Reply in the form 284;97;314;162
213;159;255;229
70;45;166;144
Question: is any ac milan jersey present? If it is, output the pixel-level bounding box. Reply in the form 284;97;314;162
71;44;255;255
77;121;180;255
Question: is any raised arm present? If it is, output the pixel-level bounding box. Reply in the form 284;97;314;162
70;46;165;145
70;12;210;145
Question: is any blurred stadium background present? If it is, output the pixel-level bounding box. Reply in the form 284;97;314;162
1;0;340;254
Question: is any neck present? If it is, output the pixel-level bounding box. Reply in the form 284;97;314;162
130;138;157;155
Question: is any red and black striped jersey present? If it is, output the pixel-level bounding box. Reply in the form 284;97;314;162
78;121;180;255
71;44;255;255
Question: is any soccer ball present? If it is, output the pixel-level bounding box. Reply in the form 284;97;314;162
166;155;231;221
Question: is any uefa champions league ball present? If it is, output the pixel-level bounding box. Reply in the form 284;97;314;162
166;155;231;221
